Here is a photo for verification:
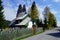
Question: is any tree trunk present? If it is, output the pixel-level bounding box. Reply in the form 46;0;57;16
32;24;37;35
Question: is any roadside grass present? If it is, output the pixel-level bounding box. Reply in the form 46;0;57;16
0;27;43;40
49;27;54;30
16;30;44;40
16;27;55;40
16;34;33;40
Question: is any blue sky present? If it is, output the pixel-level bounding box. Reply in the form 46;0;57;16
2;0;60;26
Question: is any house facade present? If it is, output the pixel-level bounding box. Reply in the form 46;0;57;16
9;4;31;28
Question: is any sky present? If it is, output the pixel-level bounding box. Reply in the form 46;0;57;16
1;0;60;26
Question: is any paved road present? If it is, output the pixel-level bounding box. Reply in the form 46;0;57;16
23;28;60;40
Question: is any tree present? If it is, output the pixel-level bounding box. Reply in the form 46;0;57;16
0;0;5;31
43;17;48;30
36;19;43;27
44;6;50;21
48;12;57;27
30;1;39;24
43;6;50;29
43;6;57;29
48;12;54;27
30;1;39;34
16;4;23;17
53;18;57;27
48;12;57;28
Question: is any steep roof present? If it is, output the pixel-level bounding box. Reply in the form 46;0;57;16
15;17;31;25
16;13;28;20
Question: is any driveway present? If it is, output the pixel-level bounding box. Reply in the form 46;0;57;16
23;28;60;40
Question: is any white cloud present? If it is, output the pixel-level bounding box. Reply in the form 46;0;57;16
2;0;13;7
2;0;32;21
2;0;18;21
3;7;16;21
53;0;60;2
36;4;45;20
51;10;58;15
36;4;52;20
57;21;60;27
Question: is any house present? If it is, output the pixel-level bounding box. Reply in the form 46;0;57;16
9;4;32;28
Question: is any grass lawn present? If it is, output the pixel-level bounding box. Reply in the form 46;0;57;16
16;27;54;40
16;30;44;40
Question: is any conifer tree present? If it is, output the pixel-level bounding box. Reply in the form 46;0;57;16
48;12;57;27
48;12;54;27
30;1;39;24
30;1;39;34
0;0;5;31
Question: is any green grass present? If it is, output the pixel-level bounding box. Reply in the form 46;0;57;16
16;30;44;40
15;27;55;40
16;34;33;40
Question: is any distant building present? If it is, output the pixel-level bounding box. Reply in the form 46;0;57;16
9;4;31;28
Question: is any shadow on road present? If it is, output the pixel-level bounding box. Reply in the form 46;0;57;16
47;32;60;38
56;28;60;31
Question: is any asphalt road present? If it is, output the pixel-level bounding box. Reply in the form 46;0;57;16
23;28;60;40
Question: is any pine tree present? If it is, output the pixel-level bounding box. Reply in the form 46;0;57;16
0;0;5;31
30;1;39;34
30;1;39;24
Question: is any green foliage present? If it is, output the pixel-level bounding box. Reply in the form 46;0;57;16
30;1;39;24
0;0;5;30
4;20;11;27
35;19;43;27
0;0;10;30
43;6;57;30
43;17;48;30
43;6;50;30
16;34;33;40
48;12;57;28
48;12;54;27
53;18;57;27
